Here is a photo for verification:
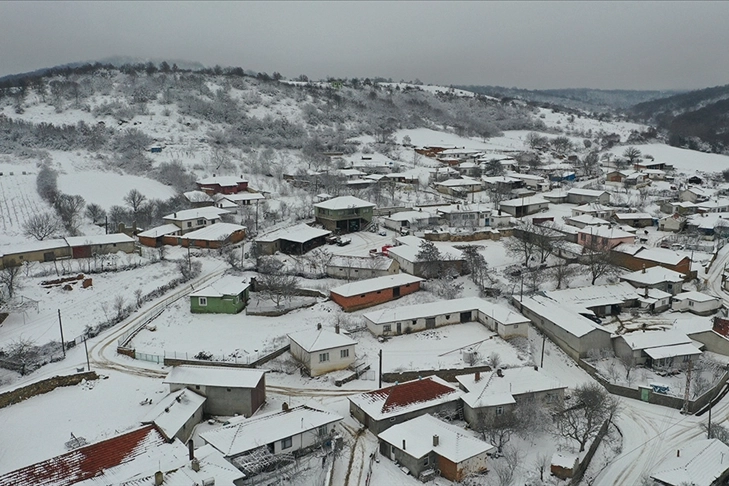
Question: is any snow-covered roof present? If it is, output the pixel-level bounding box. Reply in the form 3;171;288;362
183;190;213;203
196;175;247;187
219;192;265;203
142;389;206;441
385;210;434;222
163;206;229;222
482;176;521;184
387;242;464;264
543;282;638;310
612;244;689;266
189;276;249;298
201;405;342;457
613;212;653;220
518;295;608;338
348;376;461;421
457;367;566;409
137;223;181;238
644;343;702;360
64;233;135;247
618;329;694;351
364;296;527;326
577;226;634;239
0;238;69;256
338;168;366;177
164;365;266;389
573;203;614;213
672;291;721;303
436;203;492;214
499;196;549;207
255;223;331;244
378;414;494;462
651;439;729;486
507;172;545;182
288;328;357;353
567;188;608;197
330;274;423;298
620;266;685;286
436;178;482;187
567;214;611;226
313;195;375;210
180;222;246;242
552;452;579;469
327;255;394;271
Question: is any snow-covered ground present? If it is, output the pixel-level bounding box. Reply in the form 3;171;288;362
58;171;177;210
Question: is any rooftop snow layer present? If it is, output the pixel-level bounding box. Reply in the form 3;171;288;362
256;223;331;244
330;274;423;298
457;367;566;409
196;175;247;186
620;266;686;286
164;365;266;389
189;276;249;298
64;233;135;247
180;222;246;241
142;389;206;441
137;223;181;238
518;295;608;338
288;328;357;352
364;297;526;325
313;195;375;210
618;329;694;351
651;439;729;486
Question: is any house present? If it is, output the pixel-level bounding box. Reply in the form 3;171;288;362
611;243;692;277
314;195;375;233
566;188;611;205
498;196;549;217
613;329;701;369
326;255;399;280
137;224;182;247
183;189;214;207
435;177;483;196
0;425;244;486
363;296;530;339
196;175;249;195
679;186;713;203
348;376;462;434
437;148;481;161
508;172;549;191
551;452;580;480
330;273;424;312
605;169;636;184
201;405;342;471
387;239;465;278
658;213;687;232
482;175;523;192
178;222;246;249
64;233;137;258
288;327;357;376
571;203;616;220
577;226;635;250
613;212;654;228
672;291;722;316
142;388;206;442
378;414;494;482
456;367;566;428
565;214;611;229
686;212;729;237
189;276;250;314
164;365;266;417
0;238;71;268
255;223;331;255
620;266;686;295
650;439;729;486
214;191;265;211
382;210;438;232
636;287;673;313
513;295;613;360
542;282;639;317
436;203;493;228
162;206;230;235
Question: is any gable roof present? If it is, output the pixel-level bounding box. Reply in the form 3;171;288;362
518;295;609;338
327;255;395;271
0;425;165;486
288;329;357;353
189;276;249;298
613;244;690;266
330;273;423;298
379;414;494;462
64;233;135;247
163;206;229;222
255;223;331;244
201;405;342;457
164;365;266;389
137;223;181;239
314;195;375;210
651;439;729;486
142;389;206;441
348;376;461;421
620;266;685;286
180;222;246;242
196;175;247;187
567;188;609;197
456;367;566;409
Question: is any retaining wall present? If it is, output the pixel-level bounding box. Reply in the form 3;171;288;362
0;371;98;409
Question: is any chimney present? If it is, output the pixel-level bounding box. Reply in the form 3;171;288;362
677;449;680;458
188;440;195;460
282;402;289;412
642;264;646;274
335;323;340;334
433;435;439;447
644;287;648;298
191;458;200;472
402;439;406;450
154;471;164;486
475;371;481;382
174;212;177;218
317;323;322;330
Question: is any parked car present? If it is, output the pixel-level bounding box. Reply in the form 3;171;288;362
337;237;351;246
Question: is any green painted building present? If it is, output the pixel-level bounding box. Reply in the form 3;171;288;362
313;195;376;233
189;276;250;314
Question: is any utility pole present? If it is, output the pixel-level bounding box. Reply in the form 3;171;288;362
58;309;66;358
682;356;693;414
708;398;713;439
378;349;383;388
540;334;546;368
187;243;192;275
84;336;90;371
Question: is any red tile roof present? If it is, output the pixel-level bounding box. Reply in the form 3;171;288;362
377;377;457;413
0;425;166;486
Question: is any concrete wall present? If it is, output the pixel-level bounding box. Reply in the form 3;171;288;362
1;245;72;268
350;400;459;435
331;281;421;312
0;371;98;409
326;263;397;280
612;337;647;366
190;292;247;314
170;376;265;417
672;298;721;315
290;341;356;377
366;309;467;336
268;422;336;455
174;401;205;443
688;330;729;356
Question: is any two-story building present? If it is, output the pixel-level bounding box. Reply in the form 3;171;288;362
314;196;375;233
196;175;249;195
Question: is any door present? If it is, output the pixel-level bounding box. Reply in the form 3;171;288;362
396;322;402;334
393;286;401;297
460;311;472;323
426;317;436;329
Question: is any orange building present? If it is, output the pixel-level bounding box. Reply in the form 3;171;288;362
330;274;423;312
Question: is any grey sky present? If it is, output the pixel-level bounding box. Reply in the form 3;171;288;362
0;1;727;90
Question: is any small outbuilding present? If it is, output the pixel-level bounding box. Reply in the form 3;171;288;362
672;291;722;316
288;327;357;376
141;388;206;442
189;276;250;314
255;223;331;255
620;266;686;295
650;439;729;486
330;273;423;312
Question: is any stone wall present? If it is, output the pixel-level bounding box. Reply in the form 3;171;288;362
382;365;492;384
0;371;98;409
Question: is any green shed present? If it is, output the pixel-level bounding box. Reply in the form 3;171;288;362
190;276;250;314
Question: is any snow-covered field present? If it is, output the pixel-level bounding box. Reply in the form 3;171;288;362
609;142;729;174
58;171;177;210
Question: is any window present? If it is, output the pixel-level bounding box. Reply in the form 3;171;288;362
319;352;330;363
496;406;504;416
412;320;416;325
281;437;292;449
377;290;381;294
195;385;200;390
226;388;231;392
383;324;392;332
360;294;366;298
341;349;349;359
197;219;204;225
423;456;429;466
318;426;328;437
187;222;192;228
199;297;208;306
689;301;694;307
445;314;450;320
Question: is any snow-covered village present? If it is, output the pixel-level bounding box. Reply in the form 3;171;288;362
2;3;729;486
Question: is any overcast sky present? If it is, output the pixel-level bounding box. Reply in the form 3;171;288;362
1;1;727;90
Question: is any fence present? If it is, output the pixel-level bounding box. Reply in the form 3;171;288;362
381;364;493;384
120;345;292;369
570;418;611;486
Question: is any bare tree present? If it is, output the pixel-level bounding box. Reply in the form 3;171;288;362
490;352;502;369
113;295;126;321
459;245;494;291
177;253;202;281
23;212;61;240
582;244;620;285
533;452;551;482
123;189;147;218
424;278;463;300
85;203;106;224
54;194;86;234
0;265;23;298
550;260;577;290
619;354;637;385
476;410;519;453
554;383;620;452
415;240;443;279
257;273;300;308
623;146;642;165
491;445;522;486
305;248;333;277
4;337;38;375
157;245;168;261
